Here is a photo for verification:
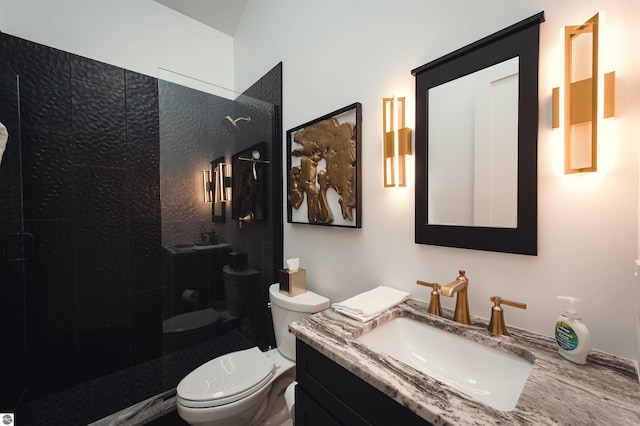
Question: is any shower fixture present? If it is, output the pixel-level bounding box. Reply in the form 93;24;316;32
238;149;270;180
221;116;251;133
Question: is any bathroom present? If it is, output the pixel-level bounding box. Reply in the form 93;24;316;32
1;0;639;424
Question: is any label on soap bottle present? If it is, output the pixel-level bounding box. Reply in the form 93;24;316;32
555;321;578;351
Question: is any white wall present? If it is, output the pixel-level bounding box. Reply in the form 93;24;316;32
0;0;234;86
234;0;640;359
2;0;638;359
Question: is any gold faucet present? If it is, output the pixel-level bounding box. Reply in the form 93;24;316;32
238;212;254;229
441;270;470;324
416;280;442;316
487;296;527;335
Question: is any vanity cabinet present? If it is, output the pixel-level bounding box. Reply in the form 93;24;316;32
295;340;432;426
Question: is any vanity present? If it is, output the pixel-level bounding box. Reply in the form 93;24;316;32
289;299;640;425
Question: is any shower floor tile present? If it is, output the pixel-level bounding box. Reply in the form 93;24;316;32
15;330;253;425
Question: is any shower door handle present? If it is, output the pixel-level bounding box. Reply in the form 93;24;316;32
2;232;34;262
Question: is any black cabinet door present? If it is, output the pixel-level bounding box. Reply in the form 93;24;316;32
296;339;432;426
295;386;341;426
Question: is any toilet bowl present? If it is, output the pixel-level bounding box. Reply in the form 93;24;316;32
162;308;223;353
176;284;329;426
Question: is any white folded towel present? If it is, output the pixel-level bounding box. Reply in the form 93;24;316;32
332;286;410;322
0;122;7;166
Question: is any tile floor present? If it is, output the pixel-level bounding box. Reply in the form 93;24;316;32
15;330;254;425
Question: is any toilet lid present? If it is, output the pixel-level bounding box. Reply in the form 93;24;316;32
177;347;275;408
162;308;222;334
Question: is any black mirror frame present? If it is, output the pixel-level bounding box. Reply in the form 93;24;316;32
412;12;544;256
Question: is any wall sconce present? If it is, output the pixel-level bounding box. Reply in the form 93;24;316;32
214;162;232;203
552;12;615;174
203;169;213;203
383;96;412;187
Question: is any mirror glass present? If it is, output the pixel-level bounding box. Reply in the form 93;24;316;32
428;57;519;228
413;12;544;255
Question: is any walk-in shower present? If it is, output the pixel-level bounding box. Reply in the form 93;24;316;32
0;30;282;424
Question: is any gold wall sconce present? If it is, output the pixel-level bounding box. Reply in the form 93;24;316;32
203;169;213;203
214;161;232;203
552;12;615;174
383;96;412;187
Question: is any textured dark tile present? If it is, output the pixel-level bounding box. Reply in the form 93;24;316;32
126;70;159;146
25;304;77;400
24;219;75;308
1;34;70;82
21;130;74;220
70;54;125;90
73;165;128;248
242;62;283;107
76;246;129;331
0;262;27;409
18;77;72;138
127;141;160;223
131;288;162;363
0;72;23;230
129;226;161;293
71;79;126;167
78;322;130;382
1;35;72;136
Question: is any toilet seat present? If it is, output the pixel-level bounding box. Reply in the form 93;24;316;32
177;347;275;409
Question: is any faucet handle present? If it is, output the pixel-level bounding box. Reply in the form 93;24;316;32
488;296;527;335
416;280;442;316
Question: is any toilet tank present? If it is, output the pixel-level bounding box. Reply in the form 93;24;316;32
269;284;330;361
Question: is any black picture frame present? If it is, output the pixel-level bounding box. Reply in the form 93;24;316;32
286;103;362;228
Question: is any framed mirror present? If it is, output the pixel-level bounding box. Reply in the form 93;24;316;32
412;12;544;255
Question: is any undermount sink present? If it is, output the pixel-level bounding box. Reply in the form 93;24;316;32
357;317;533;411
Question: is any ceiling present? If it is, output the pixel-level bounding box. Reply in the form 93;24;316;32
154;0;247;36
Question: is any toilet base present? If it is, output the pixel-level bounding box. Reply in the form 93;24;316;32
177;381;270;426
177;349;296;426
177;387;293;426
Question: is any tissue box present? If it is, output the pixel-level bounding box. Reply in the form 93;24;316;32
278;268;307;296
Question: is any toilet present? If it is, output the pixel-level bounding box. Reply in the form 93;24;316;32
176;284;330;426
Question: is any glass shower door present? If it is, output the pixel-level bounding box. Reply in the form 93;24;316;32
0;65;29;411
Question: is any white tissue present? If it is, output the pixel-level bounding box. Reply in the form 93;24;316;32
0;122;8;165
286;258;299;272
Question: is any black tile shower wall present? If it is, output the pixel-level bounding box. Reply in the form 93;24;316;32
239;63;283;349
0;33;162;400
0;64;28;409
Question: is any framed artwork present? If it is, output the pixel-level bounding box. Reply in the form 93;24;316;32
286;102;362;228
232;141;269;222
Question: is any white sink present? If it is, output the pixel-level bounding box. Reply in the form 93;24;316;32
357;317;532;411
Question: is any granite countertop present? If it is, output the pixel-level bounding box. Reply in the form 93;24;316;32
165;243;230;254
289;299;640;425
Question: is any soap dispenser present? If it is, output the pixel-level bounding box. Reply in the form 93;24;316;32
555;296;591;365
